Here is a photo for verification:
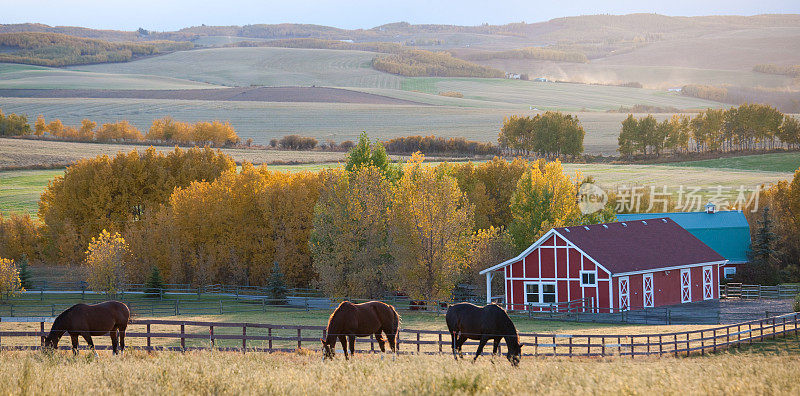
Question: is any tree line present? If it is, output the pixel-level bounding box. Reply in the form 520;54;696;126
0;110;241;147
373;50;504;78
0;136;617;300
463;46;589;63
681;85;800;114
383;135;497;156
497;112;585;158
752;64;800;78
617;104;800;157
0;32;192;67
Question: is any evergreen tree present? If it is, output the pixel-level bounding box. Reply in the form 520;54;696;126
736;207;781;285
17;253;33;290
144;266;165;298
266;262;288;305
344;132;399;181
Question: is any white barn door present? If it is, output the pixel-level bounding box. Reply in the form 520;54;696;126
680;269;692;303
642;273;654;308
702;266;714;300
618;276;630;311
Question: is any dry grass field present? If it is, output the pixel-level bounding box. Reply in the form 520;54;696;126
0;99;697;154
0;64;222;90
0;348;798;395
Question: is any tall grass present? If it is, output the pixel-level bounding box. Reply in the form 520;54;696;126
0;350;798;394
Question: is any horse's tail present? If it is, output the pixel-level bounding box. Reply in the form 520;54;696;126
391;303;401;337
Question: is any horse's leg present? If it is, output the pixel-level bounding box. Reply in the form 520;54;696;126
347;335;355;357
374;332;386;353
385;331;397;361
492;337;501;356
338;336;348;360
70;334;79;355
456;335;468;359
450;331;459;360
82;334;99;358
110;328;119;355
473;336;489;362
118;323;127;355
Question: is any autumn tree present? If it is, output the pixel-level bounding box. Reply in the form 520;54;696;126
388;154;474;300
311;166;394;298
498;112;585;157
79;119;96;141
754;166;800;281
47;119;64;136
465;226;514;298
344;132;398;180
508;159;582;252
39;147;235;265
448;157;528;230
85;230;129;294
34;115;46;136
0;257;23;300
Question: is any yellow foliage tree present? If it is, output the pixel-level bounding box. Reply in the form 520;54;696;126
84;230;129;294
79;119;96;141
311;166;394;298
46;119;63;136
0;257;23;300
389;153;474;300
34;115;46;136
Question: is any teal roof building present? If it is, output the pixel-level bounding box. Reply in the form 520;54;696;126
616;209;751;263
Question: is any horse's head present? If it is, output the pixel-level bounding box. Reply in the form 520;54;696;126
43;332;61;351
321;338;335;360
506;336;522;367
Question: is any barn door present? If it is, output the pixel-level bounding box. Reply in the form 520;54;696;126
680;269;692;303
702;266;714;300
618;276;630;311
642;273;654;308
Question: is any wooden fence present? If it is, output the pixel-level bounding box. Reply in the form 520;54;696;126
1;312;798;357
720;283;800;299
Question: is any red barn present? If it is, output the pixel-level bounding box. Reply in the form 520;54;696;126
480;218;727;312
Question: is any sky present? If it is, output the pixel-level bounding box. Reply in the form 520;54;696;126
1;0;799;31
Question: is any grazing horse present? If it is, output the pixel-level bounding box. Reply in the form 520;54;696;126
446;302;522;366
321;301;400;360
44;301;130;356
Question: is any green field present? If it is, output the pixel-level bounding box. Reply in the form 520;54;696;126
0;63;221;90
671;152;800;173
1;162;792;218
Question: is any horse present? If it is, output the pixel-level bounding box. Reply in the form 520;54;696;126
43;301;130;356
321;301;400;360
446;302;522;366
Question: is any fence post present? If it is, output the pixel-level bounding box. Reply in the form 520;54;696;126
147;323;151;350
268;327;273;351
242;326;247;352
416;331;420;354
297;328;302;350
40;322;45;348
210;325;214;350
180;324;185;351
51;304;55;317
713;329;717;353
438;333;442;354
568;336;573;357
700;331;704;355
175;299;180;316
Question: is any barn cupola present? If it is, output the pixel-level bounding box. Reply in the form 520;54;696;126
705;202;717;214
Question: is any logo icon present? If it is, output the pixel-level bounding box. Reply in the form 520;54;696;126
577;183;607;214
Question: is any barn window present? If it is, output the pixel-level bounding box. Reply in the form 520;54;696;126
580;271;596;286
723;267;736;279
525;282;557;306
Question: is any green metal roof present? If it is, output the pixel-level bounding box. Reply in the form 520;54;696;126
616;211;751;263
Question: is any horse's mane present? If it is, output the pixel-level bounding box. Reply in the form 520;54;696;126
51;304;81;331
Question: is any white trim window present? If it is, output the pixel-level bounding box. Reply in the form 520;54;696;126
580;271;597;287
525;282;557;306
723;267;736;279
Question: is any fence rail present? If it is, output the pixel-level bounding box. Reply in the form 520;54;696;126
720;283;800;299
1;312;797;357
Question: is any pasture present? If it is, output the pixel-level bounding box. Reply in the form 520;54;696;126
0;98;700;154
0;64;221;90
0;347;799;395
670;152;800;173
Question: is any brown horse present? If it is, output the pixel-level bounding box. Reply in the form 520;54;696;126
321;301;400;360
44;301;130;356
446;302;522;366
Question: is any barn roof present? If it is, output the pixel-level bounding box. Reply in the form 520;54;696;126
616;211;750;263
481;218;726;276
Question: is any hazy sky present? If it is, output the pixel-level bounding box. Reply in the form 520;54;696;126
2;0;799;31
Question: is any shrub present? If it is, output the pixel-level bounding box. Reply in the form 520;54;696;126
0;257;23;300
84;230;129;295
278;135;318;150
